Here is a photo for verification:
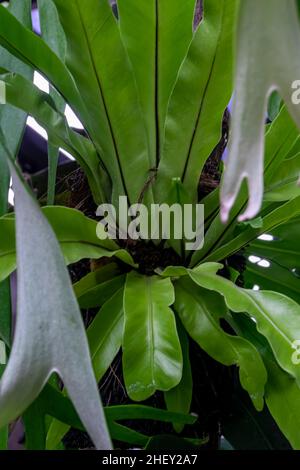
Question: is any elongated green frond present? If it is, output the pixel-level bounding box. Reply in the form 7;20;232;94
0;206;135;283
193;106;300;265
174;276;266;410
37;0;66;60
53;0;150;205
244;261;300;305
248;217;300;269
0;8;31;449
118;0;196;168
74;263;125;308
264;153;300;202
0;4;89;129
244;216;300;302
123;271;182;401
164;319;193;433
1;71;106;203
0;0;32;347
155;0;237;203
190;263;300;387
37;0;67;205
199;195;300;264
233;313;300;450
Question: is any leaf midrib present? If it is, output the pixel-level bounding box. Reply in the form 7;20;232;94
154;0;160;168
181;1;225;184
75;0;128;200
146;277;155;388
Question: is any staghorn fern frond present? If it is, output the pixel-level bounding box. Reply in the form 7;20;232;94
221;0;300;223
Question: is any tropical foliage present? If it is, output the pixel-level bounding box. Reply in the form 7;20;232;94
0;0;300;450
